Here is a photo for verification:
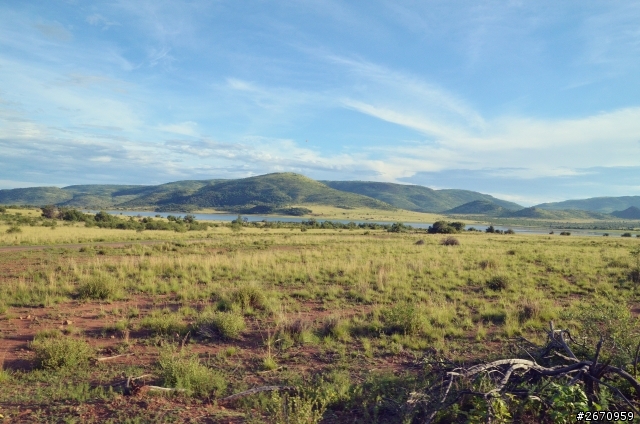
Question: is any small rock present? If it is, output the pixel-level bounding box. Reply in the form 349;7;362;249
64;320;73;325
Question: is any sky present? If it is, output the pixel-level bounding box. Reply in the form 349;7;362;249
1;1;640;205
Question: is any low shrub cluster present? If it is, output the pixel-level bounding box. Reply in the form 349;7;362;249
428;221;465;234
31;335;93;370
196;311;246;340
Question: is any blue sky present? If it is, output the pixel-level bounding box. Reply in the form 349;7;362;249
1;1;640;205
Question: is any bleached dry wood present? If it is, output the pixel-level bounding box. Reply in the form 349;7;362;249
219;385;296;402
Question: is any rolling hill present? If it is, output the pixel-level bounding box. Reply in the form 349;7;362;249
444;200;506;215
321;181;522;213
172;173;392;210
611;206;640;220
535;196;640;214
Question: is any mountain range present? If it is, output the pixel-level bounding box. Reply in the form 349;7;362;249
1;172;639;219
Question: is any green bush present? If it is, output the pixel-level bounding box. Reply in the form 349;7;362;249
31;337;93;370
196;311;246;340
158;347;226;397
231;285;267;310
486;275;509;291
428;221;465;234
381;303;426;336
141;310;189;336
77;274;118;300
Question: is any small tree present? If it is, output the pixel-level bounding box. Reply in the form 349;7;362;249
41;205;59;219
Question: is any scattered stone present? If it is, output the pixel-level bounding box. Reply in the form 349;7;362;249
64;320;73;325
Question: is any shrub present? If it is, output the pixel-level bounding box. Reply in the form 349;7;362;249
415;239;425;245
622;233;632;237
6;226;22;234
31;337;93;370
388;222;409;233
158;347;226;397
0;206;6;213
231;286;267;310
478;259;497;270
321;316;351;341
77;274;117;300
141;310;188;336
197;311;246;340
560;231;571;236
486;275;509;291
381;303;426;336
440;237;460;246
428;221;464;234
603;233;609;237
505;228;515;234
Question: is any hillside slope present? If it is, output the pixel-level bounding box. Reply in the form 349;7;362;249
322;181;522;212
501;207;611;220
536;196;640;214
444;200;506;215
0;187;72;205
175;173;392;209
611;206;640;219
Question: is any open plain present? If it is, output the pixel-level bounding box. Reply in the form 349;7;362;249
1;208;640;422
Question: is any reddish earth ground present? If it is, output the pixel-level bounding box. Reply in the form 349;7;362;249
0;246;420;423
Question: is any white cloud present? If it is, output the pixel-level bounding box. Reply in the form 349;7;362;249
158;121;199;137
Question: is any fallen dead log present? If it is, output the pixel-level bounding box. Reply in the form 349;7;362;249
219;386;296;403
95;353;134;362
411;321;640;424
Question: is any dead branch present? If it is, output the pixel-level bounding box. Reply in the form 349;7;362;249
95;353;133;362
219;386;296;403
412;321;640;423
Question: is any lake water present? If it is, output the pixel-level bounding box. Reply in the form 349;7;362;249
91;210;613;237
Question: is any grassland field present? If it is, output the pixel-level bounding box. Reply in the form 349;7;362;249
0;208;640;422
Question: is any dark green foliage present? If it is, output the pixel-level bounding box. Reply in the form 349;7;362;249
6;225;22;234
621;232;632;237
0;206;6;213
428;221;465;234
486;276;509;291
560;231;571;236
388;222;409;233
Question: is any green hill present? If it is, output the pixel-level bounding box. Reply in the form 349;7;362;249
536;196;640;214
174;173;392;210
0;187;72;205
501;207;610;220
444;200;506;215
611;206;640;220
322;181;522;212
118;180;222;208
